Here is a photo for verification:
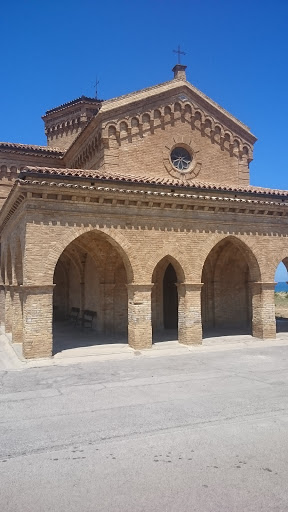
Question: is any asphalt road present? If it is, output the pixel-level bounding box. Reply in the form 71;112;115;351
1;343;288;511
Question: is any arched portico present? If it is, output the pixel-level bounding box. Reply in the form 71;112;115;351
151;255;203;346
152;256;183;342
52;230;129;353
20;228;141;358
201;236;276;339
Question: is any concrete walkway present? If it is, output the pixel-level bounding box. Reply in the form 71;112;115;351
2;337;288;511
1;324;288;371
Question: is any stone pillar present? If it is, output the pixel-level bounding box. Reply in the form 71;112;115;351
12;286;23;343
178;283;203;345
100;283;115;334
22;285;54;359
4;286;13;334
252;282;276;339
127;284;152;349
0;284;5;327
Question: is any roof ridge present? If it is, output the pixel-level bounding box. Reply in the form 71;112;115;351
21;166;288;197
0;142;64;154
44;95;102;116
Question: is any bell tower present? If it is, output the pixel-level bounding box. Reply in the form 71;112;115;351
42;96;102;150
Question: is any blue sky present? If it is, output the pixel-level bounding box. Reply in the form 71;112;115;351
0;0;287;279
1;0;287;189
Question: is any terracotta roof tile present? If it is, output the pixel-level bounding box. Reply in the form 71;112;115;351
44;96;102;116
20;166;288;197
0;142;64;156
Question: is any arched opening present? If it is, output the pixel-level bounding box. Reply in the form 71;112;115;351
152;257;182;342
52;231;129;354
163;264;178;329
274;259;288;333
201;237;260;337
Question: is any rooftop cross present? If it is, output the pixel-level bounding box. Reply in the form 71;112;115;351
94;76;100;99
173;45;186;64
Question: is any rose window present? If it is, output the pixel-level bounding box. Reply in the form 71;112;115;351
170;147;192;172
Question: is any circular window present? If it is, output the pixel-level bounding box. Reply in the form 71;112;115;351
170;147;192;172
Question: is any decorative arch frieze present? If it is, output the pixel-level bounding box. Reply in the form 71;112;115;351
102;99;253;164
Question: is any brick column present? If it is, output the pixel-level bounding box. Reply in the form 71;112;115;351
4;286;13;334
178;283;203;345
0;284;5;327
22;285;55;359
12;286;23;343
252;282;276;339
127;284;152;349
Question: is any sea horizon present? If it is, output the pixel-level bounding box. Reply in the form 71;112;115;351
275;281;288;292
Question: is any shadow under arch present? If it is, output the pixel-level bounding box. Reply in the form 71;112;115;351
6;245;13;286
151;255;185;343
52;229;132;354
14;237;23;286
201;236;261;338
45;227;134;286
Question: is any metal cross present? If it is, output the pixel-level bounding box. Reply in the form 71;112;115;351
94;76;100;99
173;45;186;64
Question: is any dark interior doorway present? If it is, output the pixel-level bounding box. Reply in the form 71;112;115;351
163;263;178;329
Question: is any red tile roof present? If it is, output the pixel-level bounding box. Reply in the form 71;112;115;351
21;166;288;197
0;142;64;156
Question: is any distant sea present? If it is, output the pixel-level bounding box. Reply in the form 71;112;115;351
275;282;288;292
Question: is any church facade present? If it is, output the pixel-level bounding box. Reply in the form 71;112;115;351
0;64;287;359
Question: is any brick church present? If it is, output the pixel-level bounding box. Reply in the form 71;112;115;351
0;62;287;359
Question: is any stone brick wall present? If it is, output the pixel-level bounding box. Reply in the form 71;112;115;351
0;152;63;208
0;185;287;358
102;114;249;187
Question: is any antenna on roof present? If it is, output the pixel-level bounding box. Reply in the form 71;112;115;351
94;76;100;99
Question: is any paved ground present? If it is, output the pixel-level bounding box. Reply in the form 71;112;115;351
1;335;288;511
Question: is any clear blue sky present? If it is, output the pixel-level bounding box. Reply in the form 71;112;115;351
0;1;287;281
1;0;288;190
276;262;288;282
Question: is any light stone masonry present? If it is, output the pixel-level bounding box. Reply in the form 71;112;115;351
0;64;287;358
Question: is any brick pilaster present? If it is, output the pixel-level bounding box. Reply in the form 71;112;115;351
22;284;55;359
251;282;276;339
0;285;5;327
12;286;23;343
4;286;13;334
127;284;152;349
178;283;203;345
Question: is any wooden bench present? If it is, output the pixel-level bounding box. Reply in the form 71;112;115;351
80;309;97;329
69;307;80;325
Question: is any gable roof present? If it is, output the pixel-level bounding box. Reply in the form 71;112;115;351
63;77;257;162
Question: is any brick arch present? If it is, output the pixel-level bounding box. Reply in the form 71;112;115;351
270;252;288;281
152;255;185;284
44;227;135;284
146;250;186;284
196;234;262;283
201;235;257;332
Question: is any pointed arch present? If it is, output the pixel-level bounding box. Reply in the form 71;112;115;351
152;254;185;284
151;255;183;339
201;236;261;335
44;227;134;285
